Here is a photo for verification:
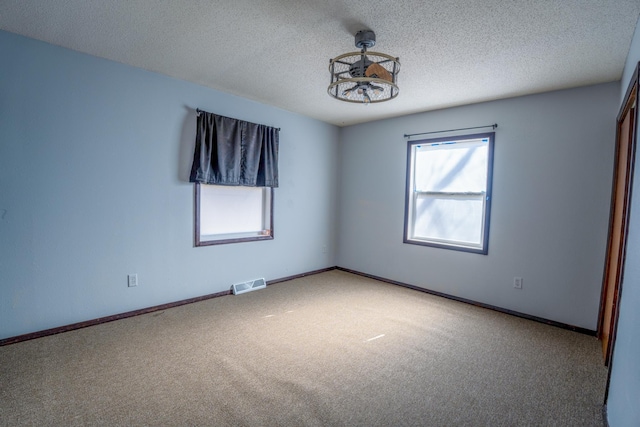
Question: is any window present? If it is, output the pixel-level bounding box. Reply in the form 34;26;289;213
195;183;273;246
404;132;494;254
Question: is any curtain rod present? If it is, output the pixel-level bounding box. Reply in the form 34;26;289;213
196;108;281;131
404;123;497;139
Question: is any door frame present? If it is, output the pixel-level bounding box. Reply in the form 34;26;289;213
600;62;639;400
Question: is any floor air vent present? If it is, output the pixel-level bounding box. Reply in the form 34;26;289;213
232;278;267;295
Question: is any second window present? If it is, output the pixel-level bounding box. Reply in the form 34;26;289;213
404;132;495;254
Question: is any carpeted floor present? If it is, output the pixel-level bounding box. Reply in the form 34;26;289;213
0;270;607;426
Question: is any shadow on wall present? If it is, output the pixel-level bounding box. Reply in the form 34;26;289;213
178;106;197;183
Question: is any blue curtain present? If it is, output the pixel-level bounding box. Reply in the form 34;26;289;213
189;110;279;187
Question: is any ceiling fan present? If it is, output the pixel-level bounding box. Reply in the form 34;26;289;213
328;30;400;104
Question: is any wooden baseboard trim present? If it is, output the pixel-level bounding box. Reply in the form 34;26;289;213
0;289;231;347
336;267;597;337
0;267;338;347
268;266;337;285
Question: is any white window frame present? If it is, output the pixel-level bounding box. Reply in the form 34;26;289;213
403;132;495;254
194;183;274;246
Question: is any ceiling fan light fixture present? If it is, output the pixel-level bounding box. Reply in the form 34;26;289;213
328;30;400;104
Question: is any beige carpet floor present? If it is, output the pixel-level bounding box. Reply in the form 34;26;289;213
0;270;607;426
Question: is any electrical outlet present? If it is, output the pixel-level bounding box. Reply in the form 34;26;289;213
513;277;523;289
128;274;138;287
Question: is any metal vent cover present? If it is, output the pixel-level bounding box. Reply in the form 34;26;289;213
232;278;267;295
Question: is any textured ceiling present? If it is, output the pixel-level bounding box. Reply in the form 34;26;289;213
1;1;639;126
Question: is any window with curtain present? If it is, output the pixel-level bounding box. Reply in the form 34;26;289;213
190;110;279;246
404;132;494;254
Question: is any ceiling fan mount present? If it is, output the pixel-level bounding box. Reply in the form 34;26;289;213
354;30;376;50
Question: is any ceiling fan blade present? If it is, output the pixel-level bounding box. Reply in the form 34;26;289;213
365;63;392;82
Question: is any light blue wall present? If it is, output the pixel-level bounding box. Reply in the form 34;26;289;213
0;30;339;340
337;83;618;330
606;16;640;427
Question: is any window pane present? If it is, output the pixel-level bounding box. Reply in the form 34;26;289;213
200;185;269;237
414;139;488;193
413;195;484;245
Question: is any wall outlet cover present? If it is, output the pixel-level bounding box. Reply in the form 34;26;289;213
513;277;523;289
128;274;138;287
